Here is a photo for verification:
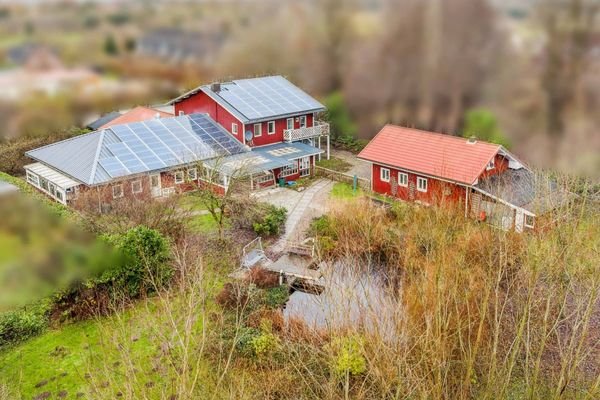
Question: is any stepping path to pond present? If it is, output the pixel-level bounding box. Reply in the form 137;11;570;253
257;179;333;254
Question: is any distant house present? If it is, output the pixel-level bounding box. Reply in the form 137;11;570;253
24;76;329;206
86;106;174;131
136;28;225;65
169;75;331;159
358;125;568;232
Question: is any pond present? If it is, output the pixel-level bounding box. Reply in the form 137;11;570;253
282;260;401;337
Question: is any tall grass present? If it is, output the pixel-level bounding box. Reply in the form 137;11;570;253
11;181;597;399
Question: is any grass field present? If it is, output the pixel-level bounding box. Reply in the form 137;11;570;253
330;182;364;200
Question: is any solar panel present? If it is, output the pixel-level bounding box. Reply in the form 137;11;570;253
93;114;253;183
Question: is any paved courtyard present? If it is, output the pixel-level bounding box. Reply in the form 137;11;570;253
330;148;371;180
253;179;334;253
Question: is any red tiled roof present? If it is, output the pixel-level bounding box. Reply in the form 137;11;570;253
100;106;174;129
358;125;500;185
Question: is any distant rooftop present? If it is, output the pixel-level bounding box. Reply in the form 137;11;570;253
169;75;326;124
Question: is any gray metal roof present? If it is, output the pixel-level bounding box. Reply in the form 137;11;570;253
205;141;324;176
475;168;571;214
26;113;248;186
170;76;326;124
87;111;122;130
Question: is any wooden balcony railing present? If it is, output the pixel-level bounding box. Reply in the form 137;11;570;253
283;122;330;142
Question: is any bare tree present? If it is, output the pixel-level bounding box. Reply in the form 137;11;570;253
191;156;252;241
539;0;599;138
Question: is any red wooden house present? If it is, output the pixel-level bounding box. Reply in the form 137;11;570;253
169;75;330;158
359;125;567;232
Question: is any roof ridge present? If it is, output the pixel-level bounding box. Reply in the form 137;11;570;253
88;129;106;185
383;124;501;148
25;129;102;155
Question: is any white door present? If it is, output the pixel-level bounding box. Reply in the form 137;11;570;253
300;157;311;177
150;174;161;197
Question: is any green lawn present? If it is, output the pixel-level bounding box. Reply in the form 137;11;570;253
330;182;364;200
316;156;353;173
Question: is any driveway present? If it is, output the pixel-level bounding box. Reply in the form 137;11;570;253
330;148;371;180
253;179;334;253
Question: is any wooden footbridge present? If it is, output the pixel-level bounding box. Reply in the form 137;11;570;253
239;237;323;285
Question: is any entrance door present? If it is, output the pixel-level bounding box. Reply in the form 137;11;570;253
150;174;161;197
299;157;311;177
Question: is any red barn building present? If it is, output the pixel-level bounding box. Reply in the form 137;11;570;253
359;125;568;232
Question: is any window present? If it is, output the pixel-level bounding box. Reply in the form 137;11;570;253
232;123;238;135
55;190;64;202
279;163;299;178
132;180;143;194
524;214;535;228
26;171;39;186
255;173;274;185
286;118;294;130
267;121;275;135
380;168;390;182
299;115;307;128
40;178;49;191
49;183;56;197
417;177;428;192
178;110;185;116
486;157;495;170
254;123;262;137
188;168;197;180
398;172;408;187
112;184;123;199
174;171;185;184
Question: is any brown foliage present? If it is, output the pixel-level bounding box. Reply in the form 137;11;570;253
245;267;279;289
215;282;248;310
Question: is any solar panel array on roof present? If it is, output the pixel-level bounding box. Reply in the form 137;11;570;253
96;113;247;180
171;76;326;124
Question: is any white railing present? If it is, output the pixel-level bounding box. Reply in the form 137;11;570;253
283;122;330;142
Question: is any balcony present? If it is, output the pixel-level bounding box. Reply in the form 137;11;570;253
283;122;330;142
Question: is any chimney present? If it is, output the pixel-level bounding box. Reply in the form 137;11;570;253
155;112;161;119
467;136;477;144
211;82;221;92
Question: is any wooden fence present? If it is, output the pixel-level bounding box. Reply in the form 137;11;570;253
314;166;371;191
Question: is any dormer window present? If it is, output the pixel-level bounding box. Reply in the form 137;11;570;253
486;158;495;171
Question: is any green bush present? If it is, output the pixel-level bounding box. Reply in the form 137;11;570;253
253;206;287;236
462;108;511;148
101;226;172;297
329;335;367;378
323;91;357;141
0;302;50;348
264;286;289;308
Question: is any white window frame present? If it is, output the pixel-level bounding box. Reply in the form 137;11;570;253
279;163;299;178
286;118;294;130
231;123;238;135
417;177;428;192
254;123;262;137
299;156;311;177
178;110;185;116
254;172;274;185
26;171;39;187
524;214;535;228
380;167;390;183
131;180;143;194
188;168;197;180
398;172;408;187
299;115;307;128
486;157;495;171
112;184;124;199
174;171;185;184
267;120;275;135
